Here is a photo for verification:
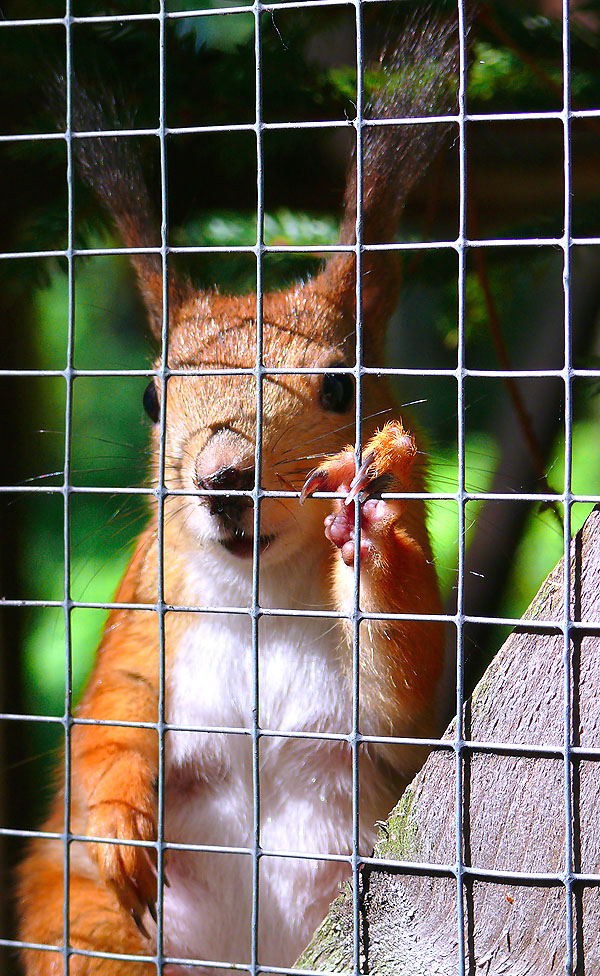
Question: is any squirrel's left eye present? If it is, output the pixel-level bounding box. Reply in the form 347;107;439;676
143;381;160;423
319;372;354;414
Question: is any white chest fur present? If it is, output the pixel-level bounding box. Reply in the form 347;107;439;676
161;549;380;973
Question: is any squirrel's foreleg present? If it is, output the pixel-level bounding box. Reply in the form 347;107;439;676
302;422;444;723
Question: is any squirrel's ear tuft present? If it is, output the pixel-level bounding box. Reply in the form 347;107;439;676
315;7;462;356
56;76;192;338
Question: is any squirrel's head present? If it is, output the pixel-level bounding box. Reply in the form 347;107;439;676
143;272;395;568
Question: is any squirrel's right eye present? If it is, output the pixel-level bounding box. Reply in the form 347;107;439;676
319;372;354;414
143;381;160;423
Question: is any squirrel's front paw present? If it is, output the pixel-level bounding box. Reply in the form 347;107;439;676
88;789;158;937
301;421;416;567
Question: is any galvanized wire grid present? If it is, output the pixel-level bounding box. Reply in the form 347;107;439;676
1;2;600;975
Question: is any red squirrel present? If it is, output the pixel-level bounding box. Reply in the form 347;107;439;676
17;10;458;975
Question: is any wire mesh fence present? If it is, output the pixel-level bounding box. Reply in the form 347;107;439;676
1;2;600;975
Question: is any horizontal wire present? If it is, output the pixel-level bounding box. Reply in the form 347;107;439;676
3;107;600;143
2;711;599;761
1;483;599;509
0;935;348;976
3;238;600;262
1;365;600;378
1;828;599;884
4;0;600;26
1;598;599;633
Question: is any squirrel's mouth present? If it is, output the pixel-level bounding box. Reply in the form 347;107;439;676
219;528;275;559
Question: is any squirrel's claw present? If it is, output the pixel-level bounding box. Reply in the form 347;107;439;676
346;424;416;504
300;468;329;505
302;422;416;508
301;452;356;505
131;909;151;940
345;450;376;505
141;846;171;888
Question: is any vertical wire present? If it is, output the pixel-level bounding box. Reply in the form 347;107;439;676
560;2;574;972
455;1;468;972
352;1;364;973
251;0;265;972
62;3;75;972
156;3;169;972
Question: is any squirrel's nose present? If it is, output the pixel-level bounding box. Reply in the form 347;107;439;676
196;463;255;524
